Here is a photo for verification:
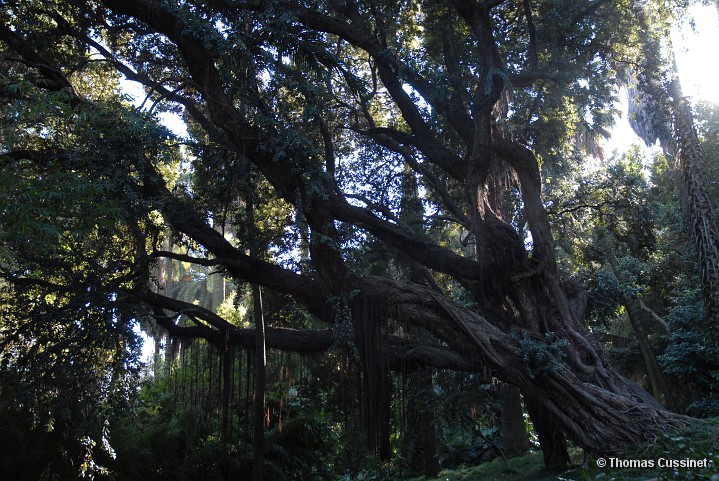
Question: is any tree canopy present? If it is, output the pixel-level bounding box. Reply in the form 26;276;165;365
2;0;719;479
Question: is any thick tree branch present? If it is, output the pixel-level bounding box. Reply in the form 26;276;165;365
142;287;480;371
137;179;325;309
523;0;538;72
331;196;484;281
101;0;352;290
356;126;467;179
148;305;335;353
291;5;477;179
492;137;553;266
0;24;76;95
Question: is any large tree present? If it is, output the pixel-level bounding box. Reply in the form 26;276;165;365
1;0;701;465
626;4;719;342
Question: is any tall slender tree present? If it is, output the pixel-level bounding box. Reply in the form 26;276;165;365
244;168;267;481
627;4;719;342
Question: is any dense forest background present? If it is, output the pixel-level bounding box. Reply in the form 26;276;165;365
2;1;719;480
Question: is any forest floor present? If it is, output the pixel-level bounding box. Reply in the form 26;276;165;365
408;450;663;481
401;419;719;481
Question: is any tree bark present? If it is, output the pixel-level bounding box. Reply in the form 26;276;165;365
251;283;265;481
246;172;266;481
499;384;529;457
523;396;570;469
622;296;677;410
404;368;440;477
421;407;441;478
605;254;677;411
667;77;719;335
222;344;233;452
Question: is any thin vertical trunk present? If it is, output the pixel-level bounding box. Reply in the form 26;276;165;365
243;348;252;462
222;343;233;451
623;296;677;410
251;283;265;481
246;168;266;481
606;255;677;411
157;234;174;377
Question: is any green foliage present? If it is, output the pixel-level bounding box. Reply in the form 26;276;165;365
441;424;501;468
263;416;339;481
512;331;570;379
109;376;224;481
564;422;719;481
406;450;557;481
3;0;719;478
429;372;506;468
0;60;180;479
549;138;719;413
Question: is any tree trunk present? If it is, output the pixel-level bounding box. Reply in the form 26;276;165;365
246;171;266;481
499;384;528;457
404;367;440;477
251;283;266;481
605;254;677;411
668;76;719;336
421;407;441;478
628;7;719;340
623;296;677;410
354;298;392;461
523;395;570;468
221;344;233;452
356;275;685;457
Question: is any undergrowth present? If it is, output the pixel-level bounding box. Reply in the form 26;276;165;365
399;420;719;481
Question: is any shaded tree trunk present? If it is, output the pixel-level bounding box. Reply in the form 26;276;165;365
421;407;441;478
404;368;440;477
624;298;677;409
605;253;677;411
221;344;233;452
246;172;266;481
354;298;392;461
251;283;266;481
523;396;570;469
499;384;528;457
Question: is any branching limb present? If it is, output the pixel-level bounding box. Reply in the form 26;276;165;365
0;24;77;97
638;298;671;334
